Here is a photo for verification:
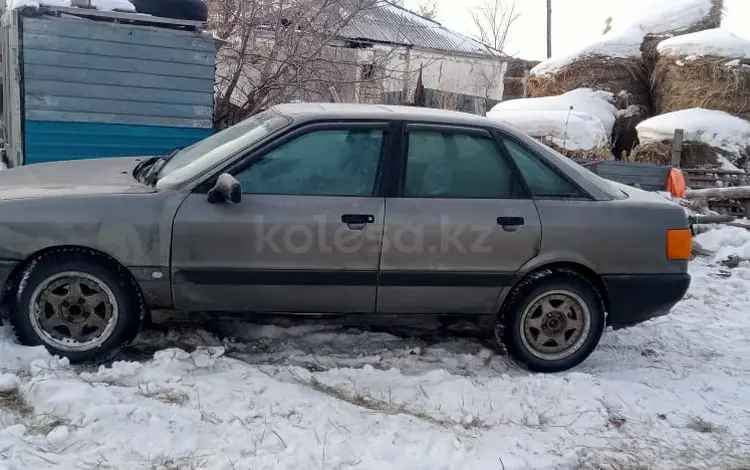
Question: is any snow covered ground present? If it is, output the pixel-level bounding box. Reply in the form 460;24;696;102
1;226;750;469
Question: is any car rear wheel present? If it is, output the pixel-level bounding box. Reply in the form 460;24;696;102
497;270;605;373
9;250;142;363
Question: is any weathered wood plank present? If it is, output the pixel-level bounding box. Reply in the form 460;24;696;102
23;49;215;79
23;32;215;65
686;186;750;200
25;64;213;93
26;109;212;129
26;80;214;106
671;128;684;167
26;95;212;119
23;16;214;51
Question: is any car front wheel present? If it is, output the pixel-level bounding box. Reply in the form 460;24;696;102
9;250;142;363
497;270;606;373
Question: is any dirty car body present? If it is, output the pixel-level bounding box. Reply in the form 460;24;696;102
0;104;692;372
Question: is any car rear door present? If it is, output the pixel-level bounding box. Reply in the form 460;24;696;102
170;121;392;314
377;123;542;315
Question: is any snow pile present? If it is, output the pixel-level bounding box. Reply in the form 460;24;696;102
637;108;750;156
633;0;714;36
696;224;750;261
1;237;750;468
6;0;135;12
657;28;750;58
531;0;713;75
530;29;644;76
486;88;618;150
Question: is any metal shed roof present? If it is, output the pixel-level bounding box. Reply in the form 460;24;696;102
340;1;503;57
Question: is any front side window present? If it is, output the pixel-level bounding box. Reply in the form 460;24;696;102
500;138;585;199
404;130;523;199
235;129;383;196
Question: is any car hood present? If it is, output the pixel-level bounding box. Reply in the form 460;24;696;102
0;157;156;200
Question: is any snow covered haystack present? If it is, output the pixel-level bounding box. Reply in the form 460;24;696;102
486;88;617;159
526;0;721;157
652;28;750;120
641;0;724;70
632;108;750;168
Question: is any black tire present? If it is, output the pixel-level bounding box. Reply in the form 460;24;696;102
8;249;143;363
497;269;605;373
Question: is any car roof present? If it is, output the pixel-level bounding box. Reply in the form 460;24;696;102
271;102;516;131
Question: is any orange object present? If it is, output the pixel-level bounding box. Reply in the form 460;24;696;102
666;168;687;199
666;228;692;260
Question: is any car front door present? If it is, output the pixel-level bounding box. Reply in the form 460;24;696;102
377;123;542;315
170;122;390;314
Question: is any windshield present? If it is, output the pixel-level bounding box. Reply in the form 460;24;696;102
155;109;291;189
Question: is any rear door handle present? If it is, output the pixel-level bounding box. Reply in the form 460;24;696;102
497;216;524;226
497;216;524;232
342;214;375;225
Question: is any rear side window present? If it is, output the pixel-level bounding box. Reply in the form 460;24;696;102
501;138;585;199
404;130;525;199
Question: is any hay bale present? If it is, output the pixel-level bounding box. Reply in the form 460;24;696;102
526;58;649;106
526;58;650;158
641;0;723;71
652;57;750;119
629;140;735;168
538;138;614;161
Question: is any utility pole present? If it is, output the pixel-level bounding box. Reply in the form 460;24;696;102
546;0;552;58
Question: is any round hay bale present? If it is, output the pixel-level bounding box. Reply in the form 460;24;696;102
652;56;750;119
629;140;740;168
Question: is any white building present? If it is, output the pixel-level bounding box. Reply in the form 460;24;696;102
338;2;508;113
217;1;520;117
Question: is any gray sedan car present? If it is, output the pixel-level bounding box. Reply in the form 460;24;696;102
0;103;692;372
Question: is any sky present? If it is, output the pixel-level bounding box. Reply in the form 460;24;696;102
402;0;749;60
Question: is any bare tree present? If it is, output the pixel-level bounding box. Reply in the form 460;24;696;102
210;0;390;129
416;0;437;20
390;0;437;20
468;0;519;107
470;0;519;53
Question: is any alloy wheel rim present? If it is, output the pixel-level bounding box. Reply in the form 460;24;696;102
519;289;591;361
29;271;119;352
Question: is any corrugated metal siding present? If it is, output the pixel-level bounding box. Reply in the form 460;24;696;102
20;14;215;164
340;1;500;57
24;121;212;165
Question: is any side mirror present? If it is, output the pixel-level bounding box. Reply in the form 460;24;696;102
207;173;242;204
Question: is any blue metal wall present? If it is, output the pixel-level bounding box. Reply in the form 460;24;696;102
21;15;215;165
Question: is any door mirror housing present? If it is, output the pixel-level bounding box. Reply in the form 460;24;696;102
207;173;242;204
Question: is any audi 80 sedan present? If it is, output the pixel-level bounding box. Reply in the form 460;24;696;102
0;103;692;372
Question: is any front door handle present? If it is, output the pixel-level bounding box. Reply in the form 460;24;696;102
497;216;524;232
342;214;374;230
